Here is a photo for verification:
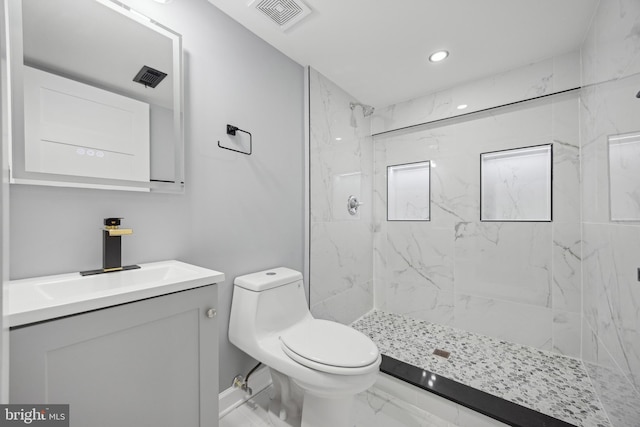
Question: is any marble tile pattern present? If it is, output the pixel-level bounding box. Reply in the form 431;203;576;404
375;373;509;427
582;223;640;392
480;145;552;221
583;361;640;427
580;1;640;420
387;162;431;220
608;132;640;220
581;0;640;87
219;383;458;427
373;94;582;356
352;310;612;427
309;68;374;324
371;51;580;135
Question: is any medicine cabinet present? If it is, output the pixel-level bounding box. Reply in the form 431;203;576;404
3;0;184;192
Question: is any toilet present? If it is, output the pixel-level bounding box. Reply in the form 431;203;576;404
229;267;381;427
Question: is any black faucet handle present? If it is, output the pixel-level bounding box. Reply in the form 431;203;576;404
104;218;122;227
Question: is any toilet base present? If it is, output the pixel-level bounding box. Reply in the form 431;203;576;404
269;369;303;423
267;402;301;427
301;393;354;427
267;368;357;427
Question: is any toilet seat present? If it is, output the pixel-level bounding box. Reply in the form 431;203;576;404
280;319;380;376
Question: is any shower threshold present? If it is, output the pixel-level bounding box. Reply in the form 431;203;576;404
351;310;611;427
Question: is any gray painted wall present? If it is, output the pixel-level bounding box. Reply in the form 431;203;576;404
8;0;304;391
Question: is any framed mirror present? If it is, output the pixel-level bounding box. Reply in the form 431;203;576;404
480;144;552;222
387;161;431;221
4;0;184;192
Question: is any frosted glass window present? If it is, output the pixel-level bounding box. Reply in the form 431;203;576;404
387;161;430;221
481;144;552;221
609;132;640;221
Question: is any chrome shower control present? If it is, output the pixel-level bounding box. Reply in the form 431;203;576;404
206;308;217;318
347;195;363;215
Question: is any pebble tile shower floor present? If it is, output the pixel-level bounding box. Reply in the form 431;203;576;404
351;311;611;427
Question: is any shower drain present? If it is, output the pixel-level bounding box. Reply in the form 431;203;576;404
433;348;451;359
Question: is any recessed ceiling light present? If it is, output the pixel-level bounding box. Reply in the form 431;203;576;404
457;104;468;110
429;50;449;62
152;0;173;4
335;137;342;141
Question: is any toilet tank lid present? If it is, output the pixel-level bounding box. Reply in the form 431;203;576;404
234;267;303;291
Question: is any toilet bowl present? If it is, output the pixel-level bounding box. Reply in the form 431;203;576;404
229;267;381;427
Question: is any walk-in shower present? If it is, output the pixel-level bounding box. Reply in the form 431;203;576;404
308;40;640;423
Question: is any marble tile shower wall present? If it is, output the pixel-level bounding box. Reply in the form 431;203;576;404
580;0;640;424
308;68;374;324
372;94;582;357
371;52;580;135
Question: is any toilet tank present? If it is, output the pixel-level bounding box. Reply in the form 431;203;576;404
230;268;311;344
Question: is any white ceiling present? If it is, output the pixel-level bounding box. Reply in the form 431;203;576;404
207;0;599;108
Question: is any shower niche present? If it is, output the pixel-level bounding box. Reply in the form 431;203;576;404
608;132;640;221
480;144;552;222
387;161;431;221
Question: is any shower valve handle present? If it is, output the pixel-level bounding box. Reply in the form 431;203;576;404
347;195;364;215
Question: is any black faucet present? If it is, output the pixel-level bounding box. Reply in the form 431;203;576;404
80;218;140;276
103;217;133;271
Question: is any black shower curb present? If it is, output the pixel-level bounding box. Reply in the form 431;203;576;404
380;355;577;427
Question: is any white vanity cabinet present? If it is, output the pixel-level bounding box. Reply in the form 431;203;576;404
10;284;218;427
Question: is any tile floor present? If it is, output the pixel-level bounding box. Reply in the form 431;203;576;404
219;384;457;427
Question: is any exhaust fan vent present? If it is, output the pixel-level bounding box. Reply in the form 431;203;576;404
251;0;312;31
133;65;167;88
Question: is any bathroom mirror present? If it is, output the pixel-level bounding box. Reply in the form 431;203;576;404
480;144;552;222
4;0;184;192
608;132;640;221
387;161;431;221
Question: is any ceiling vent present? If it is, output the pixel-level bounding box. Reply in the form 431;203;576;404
133;65;167;89
250;0;312;32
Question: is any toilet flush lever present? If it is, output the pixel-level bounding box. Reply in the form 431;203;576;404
206;308;217;319
347;195;364;215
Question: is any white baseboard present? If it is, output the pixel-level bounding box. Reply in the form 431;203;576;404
219;365;272;419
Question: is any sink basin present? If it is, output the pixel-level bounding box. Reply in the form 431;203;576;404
8;260;225;327
37;263;197;300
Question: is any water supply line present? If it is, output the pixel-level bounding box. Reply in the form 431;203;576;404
232;362;262;396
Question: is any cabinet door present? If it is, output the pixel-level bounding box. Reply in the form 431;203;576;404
10;285;218;427
23;66;151;183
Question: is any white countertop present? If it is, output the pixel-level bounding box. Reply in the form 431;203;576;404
7;260;225;327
